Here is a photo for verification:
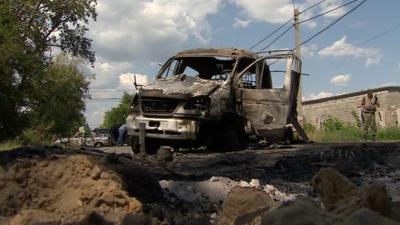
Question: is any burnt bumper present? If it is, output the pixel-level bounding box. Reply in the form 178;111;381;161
126;115;198;140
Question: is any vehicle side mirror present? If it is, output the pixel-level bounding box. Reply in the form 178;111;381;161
134;74;144;89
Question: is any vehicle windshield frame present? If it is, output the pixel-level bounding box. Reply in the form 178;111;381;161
156;55;239;81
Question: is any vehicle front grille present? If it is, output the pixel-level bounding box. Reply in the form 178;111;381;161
142;99;179;114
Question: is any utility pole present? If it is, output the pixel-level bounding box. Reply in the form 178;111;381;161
294;8;304;126
288;8;310;143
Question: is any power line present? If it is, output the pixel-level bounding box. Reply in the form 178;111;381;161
249;0;328;50
316;21;400;53
355;22;400;46
297;0;359;25
85;98;121;101
249;19;293;50
253;0;353;52
298;0;327;15
259;25;294;52
293;0;367;51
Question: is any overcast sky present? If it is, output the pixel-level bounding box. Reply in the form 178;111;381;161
84;0;400;128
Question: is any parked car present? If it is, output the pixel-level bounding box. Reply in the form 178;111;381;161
54;131;113;148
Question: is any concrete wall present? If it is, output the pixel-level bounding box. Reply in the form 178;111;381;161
303;89;400;129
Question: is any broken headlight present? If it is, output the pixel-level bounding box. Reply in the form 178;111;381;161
183;96;210;110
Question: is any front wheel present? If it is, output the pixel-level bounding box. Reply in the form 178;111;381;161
129;136;140;154
199;116;247;152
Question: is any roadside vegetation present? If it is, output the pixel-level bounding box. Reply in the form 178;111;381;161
305;116;400;142
0;0;97;147
101;93;134;128
0;140;21;151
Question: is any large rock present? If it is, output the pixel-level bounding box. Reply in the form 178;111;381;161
312;168;395;223
156;146;174;162
120;213;152;225
391;201;400;223
76;212;114;225
342;208;400;225
311;167;359;211
261;196;333;225
332;183;392;222
217;186;276;225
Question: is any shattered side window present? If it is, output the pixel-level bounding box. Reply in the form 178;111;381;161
239;64;257;89
266;58;286;88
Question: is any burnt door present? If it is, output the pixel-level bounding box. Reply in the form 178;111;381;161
235;58;292;137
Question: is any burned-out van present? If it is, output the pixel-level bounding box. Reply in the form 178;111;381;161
126;48;308;153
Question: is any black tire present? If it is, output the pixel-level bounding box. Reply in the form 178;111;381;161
129;136;160;154
200;115;247;152
130;136;140;154
144;139;160;154
219;116;247;151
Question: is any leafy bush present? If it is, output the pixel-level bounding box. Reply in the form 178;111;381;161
323;117;346;131
19;123;55;146
303;121;316;133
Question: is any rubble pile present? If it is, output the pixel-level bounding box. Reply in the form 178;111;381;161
1;145;400;225
216;167;400;225
0;152;146;224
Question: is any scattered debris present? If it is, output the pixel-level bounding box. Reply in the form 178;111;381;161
262;196;333;225
1;143;400;225
217;186;276;225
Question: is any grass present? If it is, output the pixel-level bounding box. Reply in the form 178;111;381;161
377;127;400;141
304;117;400;143
306;127;400;142
308;127;363;143
0;140;21;151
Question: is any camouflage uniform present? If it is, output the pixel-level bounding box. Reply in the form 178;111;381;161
361;93;380;141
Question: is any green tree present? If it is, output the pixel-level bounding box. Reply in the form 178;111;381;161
20;55;90;144
0;0;96;141
37;55;90;135
101;93;134;128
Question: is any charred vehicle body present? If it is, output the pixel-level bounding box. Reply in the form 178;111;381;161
127;48;308;153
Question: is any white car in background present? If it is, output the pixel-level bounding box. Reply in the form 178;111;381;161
55;132;113;148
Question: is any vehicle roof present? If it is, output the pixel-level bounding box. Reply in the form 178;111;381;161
175;48;259;59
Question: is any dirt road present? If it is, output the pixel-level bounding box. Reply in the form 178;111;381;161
100;142;400;200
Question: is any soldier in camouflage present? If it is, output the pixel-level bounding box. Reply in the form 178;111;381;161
360;91;380;141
